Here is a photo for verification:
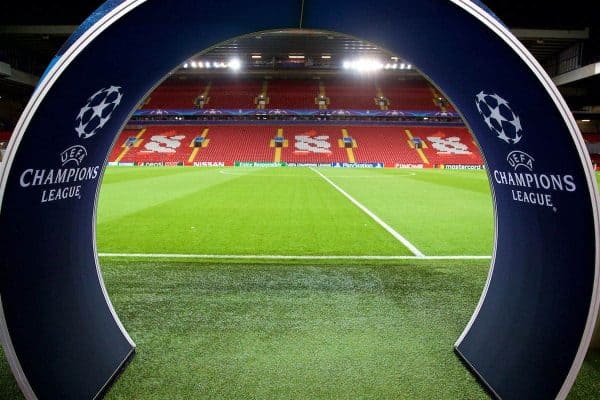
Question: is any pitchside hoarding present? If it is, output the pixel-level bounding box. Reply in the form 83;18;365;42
0;0;597;399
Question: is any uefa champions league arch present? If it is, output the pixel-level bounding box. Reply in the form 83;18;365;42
0;0;599;399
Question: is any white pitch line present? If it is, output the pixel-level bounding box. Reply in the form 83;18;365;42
98;253;491;260
309;167;426;258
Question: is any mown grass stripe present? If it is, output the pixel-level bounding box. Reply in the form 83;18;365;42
310;167;426;257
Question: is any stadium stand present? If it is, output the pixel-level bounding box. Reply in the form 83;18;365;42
108;129;141;163
350;126;425;166
205;79;262;109
416;126;483;166
266;79;320;109
124;77;483;167
142;79;206;109
280;125;352;163
113;127;196;165
383;79;440;111
324;78;379;110
139;77;456;112
194;125;274;164
584;133;600;168
583;133;600;144
109;125;484;167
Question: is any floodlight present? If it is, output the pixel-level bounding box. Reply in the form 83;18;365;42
229;58;242;71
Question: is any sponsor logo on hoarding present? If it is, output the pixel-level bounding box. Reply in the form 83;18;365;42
235;162;286;167
475;91;523;144
193;162;225;167
443;164;484;170
331;163;384;168
287;163;332;167
75;86;123;139
395;163;424;169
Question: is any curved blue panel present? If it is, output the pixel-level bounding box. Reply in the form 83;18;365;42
0;0;597;399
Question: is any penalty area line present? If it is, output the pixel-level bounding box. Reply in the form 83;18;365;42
309;167;426;258
98;253;492;260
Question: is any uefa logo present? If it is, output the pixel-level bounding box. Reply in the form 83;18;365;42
475;91;523;144
75;86;123;139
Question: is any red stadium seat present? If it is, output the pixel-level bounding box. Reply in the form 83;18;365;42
108;125;484;167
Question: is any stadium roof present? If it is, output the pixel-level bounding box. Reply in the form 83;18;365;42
0;1;598;118
196;29;389;61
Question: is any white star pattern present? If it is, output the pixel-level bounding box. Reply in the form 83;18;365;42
476;91;487;103
75;86;124;139
76;105;92;120
475;91;523;144
513;133;522;144
512;115;522;132
475;101;484;117
489;104;508;124
497;131;511;144
97;115;111;130
483;115;494;130
88;88;105;102
114;92;123;106
491;94;509;107
75;125;87;137
91;100;112;119
106;85;121;94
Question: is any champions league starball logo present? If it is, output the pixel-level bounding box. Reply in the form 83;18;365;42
75;86;123;139
268;109;288;116
475;91;523;144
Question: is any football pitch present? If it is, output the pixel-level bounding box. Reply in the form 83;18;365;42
0;167;598;399
95;167;495;257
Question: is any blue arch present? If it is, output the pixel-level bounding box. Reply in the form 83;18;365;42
0;1;598;398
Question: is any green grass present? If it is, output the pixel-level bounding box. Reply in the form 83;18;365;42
0;167;598;399
102;259;491;399
97;167;413;255
322;168;494;254
1;259;597;399
96;167;494;256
